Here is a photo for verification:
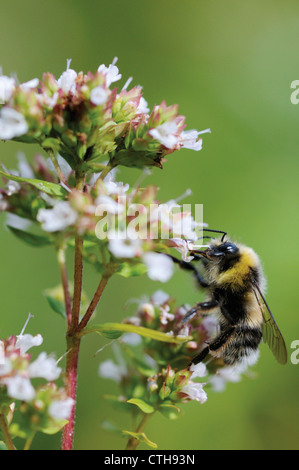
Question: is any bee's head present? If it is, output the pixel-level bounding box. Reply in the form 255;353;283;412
202;241;240;260
198;240;241;270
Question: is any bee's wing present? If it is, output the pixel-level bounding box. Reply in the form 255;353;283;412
252;279;287;365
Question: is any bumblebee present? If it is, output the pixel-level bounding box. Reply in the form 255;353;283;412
172;230;287;367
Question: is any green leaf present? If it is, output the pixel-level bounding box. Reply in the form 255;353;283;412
122;430;157;449
7;226;52;247
80;322;192;343
41;138;61;155
0;169;67;199
44;293;66;319
127;398;155;414
117;261;147;278
159;403;181;420
40;419;68;435
0;441;8;450
103;395;133;413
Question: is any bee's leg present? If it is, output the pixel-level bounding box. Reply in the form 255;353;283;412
165;254;209;288
181;300;218;324
190;327;235;365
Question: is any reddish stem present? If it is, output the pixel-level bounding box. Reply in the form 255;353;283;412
71;236;83;332
76;276;110;333
58;248;72;328
61;335;81;450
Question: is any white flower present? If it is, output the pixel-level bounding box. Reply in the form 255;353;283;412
6;213;31;231
48;397;74;420
137;96;150;115
57;59;77;94
189;362;208;379
181;381;207;404
0;107;28;140
171;238;194;262
159;305;175;325
6;180;20;196
181;128;211;151
95;194;125;214
20;78;39;90
97;57;122;88
209;355;258;392
38;91;58;109
142;252;174;283
90;85;107;105
37;201;78;232
15;333;43;355
121;333;142;346
98;359;126;383
181;130;202;150
104;180;129;196
5;375;35;402
148;121;180;149
0;75;15;103
0;358;12;377
28;352;61;381
151;290;170;305
108;234;143;258
0;193;8;211
177;325;190;337
172;213;198;241
150;202;181;238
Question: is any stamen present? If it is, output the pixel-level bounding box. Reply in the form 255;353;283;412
93;340;116;357
56;348;71;365
197;128;211;135
122;77;133;91
19;312;34;336
175;188;192;203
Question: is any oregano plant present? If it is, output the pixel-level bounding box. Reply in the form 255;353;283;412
0;58;253;450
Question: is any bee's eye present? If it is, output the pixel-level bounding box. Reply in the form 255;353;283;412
219;243;239;256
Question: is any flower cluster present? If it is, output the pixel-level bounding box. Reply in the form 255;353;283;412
0;152;202;283
0;316;73;444
0;59;214;450
98;291;253;444
0;58;210;173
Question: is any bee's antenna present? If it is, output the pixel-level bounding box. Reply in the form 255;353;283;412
198;228;227;242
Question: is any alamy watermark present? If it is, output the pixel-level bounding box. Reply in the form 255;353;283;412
94;199;207;244
290;340;299;364
290;80;299;104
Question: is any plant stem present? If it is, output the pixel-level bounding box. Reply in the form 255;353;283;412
125;414;151;450
61;335;81;450
57;247;72;328
47;149;69;186
76;275;110;333
60;168;113;449
98;162;113;181
23;432;36;450
70;236;83;332
61;169;84;451
70;170;85;332
0;409;15;450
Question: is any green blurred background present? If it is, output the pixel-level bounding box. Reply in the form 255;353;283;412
1;0;299;450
